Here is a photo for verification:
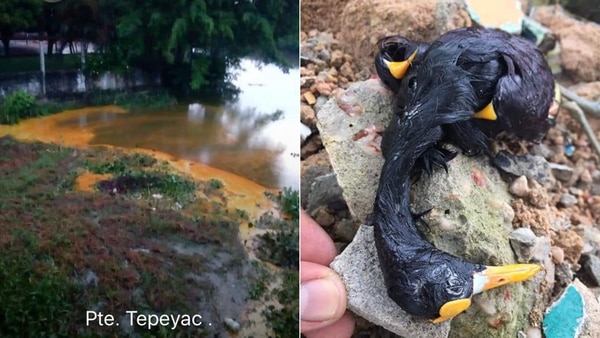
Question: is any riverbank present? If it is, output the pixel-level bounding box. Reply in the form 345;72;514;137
0;135;297;336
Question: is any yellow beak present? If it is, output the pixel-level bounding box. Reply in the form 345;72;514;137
431;264;542;324
475;264;542;293
385;48;418;80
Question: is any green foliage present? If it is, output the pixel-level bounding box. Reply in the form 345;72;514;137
248;262;271;300
87;90;178;109
1;91;36;124
208;179;224;190
0;230;78;336
0;0;42;42
280;187;299;219
86;0;298;93
85;48;130;77
256;219;299;269
263;270;299;338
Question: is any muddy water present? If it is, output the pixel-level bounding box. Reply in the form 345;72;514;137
80;59;298;190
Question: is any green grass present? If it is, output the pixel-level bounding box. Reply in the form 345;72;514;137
0;136;262;336
0;54;81;74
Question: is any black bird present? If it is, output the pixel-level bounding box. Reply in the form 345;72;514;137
372;29;542;322
375;28;561;176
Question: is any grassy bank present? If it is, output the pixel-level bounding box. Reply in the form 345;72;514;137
0;136;298;337
0;89;177;125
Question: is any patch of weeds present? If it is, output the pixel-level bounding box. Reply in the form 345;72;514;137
0;229;79;337
248;261;271;301
0;90;36;124
87;89;177;109
36;100;83;116
97;171;197;205
86;158;129;175
208;178;224;190
85;153;157;175
266;187;299;219
235;208;250;220
263;270;299;338
256;220;299;270
127;153;158;167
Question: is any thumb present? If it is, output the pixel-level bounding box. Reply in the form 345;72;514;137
301;261;348;333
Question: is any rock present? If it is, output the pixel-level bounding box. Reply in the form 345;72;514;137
300;122;312;143
301;104;317;128
542;279;600;338
548;162;575;182
305;173;345;215
81;269;99;288
303;91;317;105
330;49;345;68
530;236;552;263
301;134;323;159
509;228;537;262
333;218;360;243
554;262;574;287
552;230;584;264
573;224;600;254
330;226;452;338
312;207;336;228
465;0;524;34
338;0;472;70
551;247;565;264
223;317;240;332
529;143;553;159
572;279;600;338
316;79;393;221
524;326;542;338
558;193;578;207
533;6;600;82
300;151;333;209
493;151;553;184
321;80;542;338
579;254;600;286
510;176;530;197
314;95;329;113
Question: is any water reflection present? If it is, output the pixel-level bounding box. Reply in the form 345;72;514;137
68;59;299;190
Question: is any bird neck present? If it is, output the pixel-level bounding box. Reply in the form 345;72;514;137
373;119;440;254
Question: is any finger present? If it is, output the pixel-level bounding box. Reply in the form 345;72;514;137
301;209;337;265
300;261;348;333
303;311;355;338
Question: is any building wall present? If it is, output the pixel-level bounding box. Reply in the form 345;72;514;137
0;70;161;99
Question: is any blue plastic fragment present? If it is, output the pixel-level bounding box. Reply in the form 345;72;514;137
565;144;575;156
543;284;585;338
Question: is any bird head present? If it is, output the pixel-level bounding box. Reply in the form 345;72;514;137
375;36;426;92
386;248;542;323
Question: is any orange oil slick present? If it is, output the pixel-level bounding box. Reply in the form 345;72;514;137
75;172;113;192
0;107;278;220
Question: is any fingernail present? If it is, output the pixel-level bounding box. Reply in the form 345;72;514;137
301;277;340;322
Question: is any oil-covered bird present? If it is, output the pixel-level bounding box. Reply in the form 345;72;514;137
372;28;543;322
375;28;561;176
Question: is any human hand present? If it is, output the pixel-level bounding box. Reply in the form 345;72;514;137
300;209;355;338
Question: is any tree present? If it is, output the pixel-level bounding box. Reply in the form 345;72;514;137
0;0;42;55
92;0;298;94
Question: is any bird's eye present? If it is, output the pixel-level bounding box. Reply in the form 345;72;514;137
446;279;464;296
408;77;417;91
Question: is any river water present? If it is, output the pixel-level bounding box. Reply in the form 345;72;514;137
75;59;299;190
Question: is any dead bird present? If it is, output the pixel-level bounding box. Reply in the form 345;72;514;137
375;28;560;177
372;28;543;322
